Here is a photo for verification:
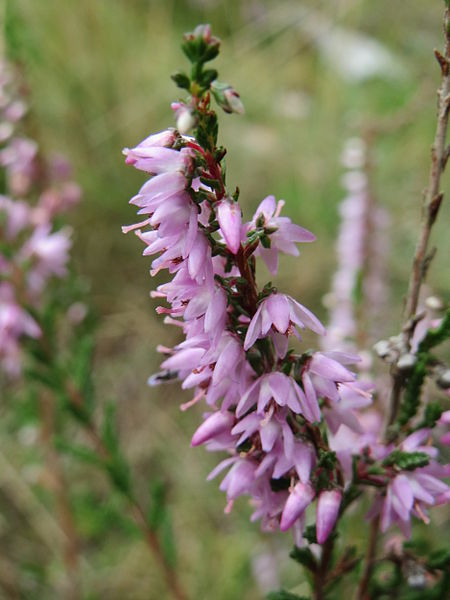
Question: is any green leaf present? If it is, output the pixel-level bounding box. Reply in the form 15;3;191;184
317;449;337;470
54;438;102;466
199;68;217;88
181;41;198;63
415;400;443;430
101;403;132;496
260;234;271;249
148;479;177;567
171;71;191;90
289;545;317;572
72;334;95;412
105;456;132;497
303;525;317;545
418;309;450;352
195;111;218;152
398;357;427;426
427;547;450;569
339;485;362;515
102;402;119;453
383;450;430;471
25;367;59;390
202;44;219;63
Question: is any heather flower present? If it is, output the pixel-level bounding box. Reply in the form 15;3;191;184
244;292;325;351
191;411;235;446
0;282;41;376
280;482;315;531
236;372;307;417
123;129;176;160
211;81;245;115
171;102;196;134
217;198;242;254
316;489;342;543
367;429;449;536
250;195;315;275
0;60;80;377
123;25;449;572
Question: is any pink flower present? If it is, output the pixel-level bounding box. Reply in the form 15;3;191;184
244;292;324;351
236;372;306;417
217;198;242;254
280;482;315;531
122;129;176;164
251;196;315;274
191;411;235;446
171;102;196;134
316;489;342;544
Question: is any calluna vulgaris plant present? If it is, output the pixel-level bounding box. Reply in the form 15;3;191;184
2;8;450;600
123;17;450;600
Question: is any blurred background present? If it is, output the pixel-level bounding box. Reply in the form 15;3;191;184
1;0;449;598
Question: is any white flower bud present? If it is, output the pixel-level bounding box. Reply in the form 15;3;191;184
397;353;417;372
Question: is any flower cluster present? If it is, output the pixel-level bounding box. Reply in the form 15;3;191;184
124;26;449;547
322;137;389;355
0;61;81;377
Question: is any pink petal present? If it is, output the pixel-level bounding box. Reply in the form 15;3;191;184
280;483;315;531
244;305;263;350
316;490;342;544
191;411;235;446
217;199;242;254
309;353;355;382
287;297;325;336
266;294;290;333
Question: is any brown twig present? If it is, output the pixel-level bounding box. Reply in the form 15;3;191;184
355;515;381;600
404;10;450;323
313;535;335;600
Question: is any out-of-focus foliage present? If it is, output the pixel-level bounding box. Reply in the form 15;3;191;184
1;1;449;598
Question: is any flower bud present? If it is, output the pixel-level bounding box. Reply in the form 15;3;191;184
182;24;220;64
316;489;342;544
211;81;245;115
397;353;417;372
171;102;196;134
280;482;315;531
191;411;235;447
217;198;242;254
192;24;212;43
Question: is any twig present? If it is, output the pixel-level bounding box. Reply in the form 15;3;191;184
355;515;380;600
313;535;335;600
404;10;450;323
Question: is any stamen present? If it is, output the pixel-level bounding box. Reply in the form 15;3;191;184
180;389;205;412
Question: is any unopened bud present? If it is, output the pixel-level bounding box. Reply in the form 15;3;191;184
373;340;391;358
425;295;444;311
182;24;220;63
171;102;196;134
397;353;417;372
192;24;212;43
211;81;245;115
436;368;450;389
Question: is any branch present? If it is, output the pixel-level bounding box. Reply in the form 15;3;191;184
404;10;450;322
